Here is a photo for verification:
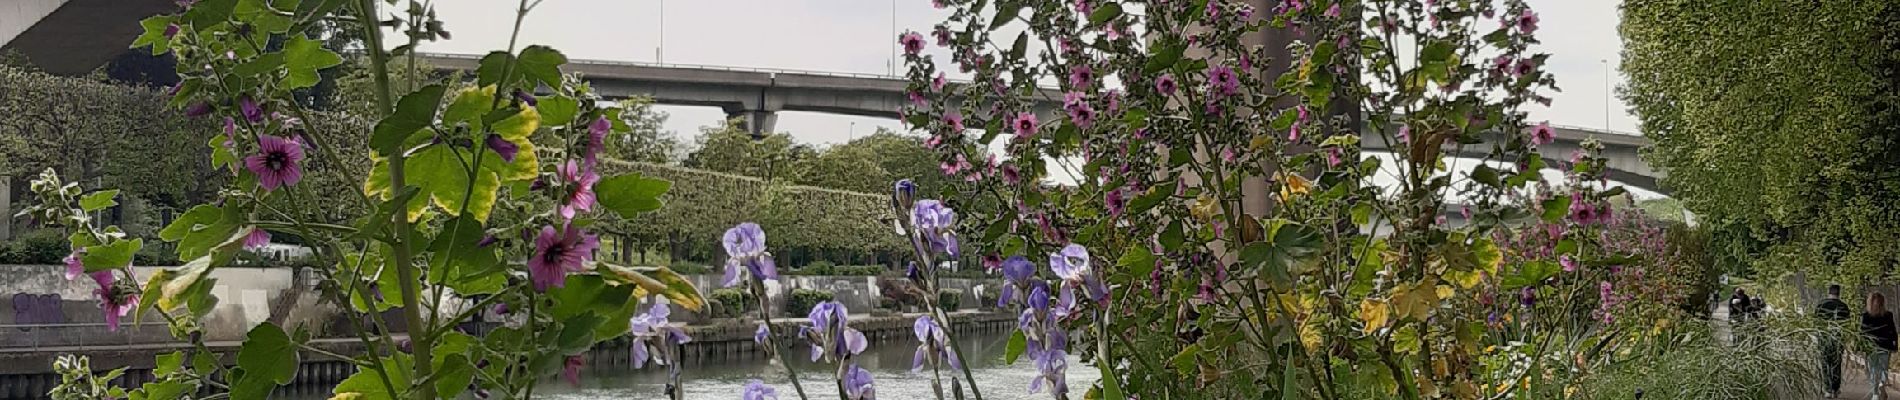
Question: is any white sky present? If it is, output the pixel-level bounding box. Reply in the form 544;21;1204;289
417;0;1656;199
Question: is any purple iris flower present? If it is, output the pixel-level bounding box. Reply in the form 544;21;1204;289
629;305;689;369
755;322;771;345
910;200;961;257
1027;349;1068;397
911;315;963;373
843;364;876;400
1050;244;1106;304
804;301;867;363
892;179;917;210
997;256;1036;307
721;223;779;287
743;380;780;400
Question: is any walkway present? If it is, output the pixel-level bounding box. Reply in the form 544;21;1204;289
1715;303;1895;399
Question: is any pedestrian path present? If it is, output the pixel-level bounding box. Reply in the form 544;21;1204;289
1714;303;1894;399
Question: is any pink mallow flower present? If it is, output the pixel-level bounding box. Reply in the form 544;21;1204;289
243;227;271;249
1531;122;1555;145
530;224;600;292
557;160;600;221
91;270;137;331
1518;10;1541;34
245;135;305;191
900;32;926;55
1013;112;1039;138
64;250;84;280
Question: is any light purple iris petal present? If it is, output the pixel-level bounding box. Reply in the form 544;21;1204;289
723;223;768;258
755;323;770;344
743;380;780;400
843;328;867;355
631;342;650;369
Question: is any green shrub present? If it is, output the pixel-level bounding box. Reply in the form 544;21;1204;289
0;229;69;264
938;289;963;311
786;288;835;317
801;260;836;275
708;288;754;318
133;241;181;266
977;288;1000;310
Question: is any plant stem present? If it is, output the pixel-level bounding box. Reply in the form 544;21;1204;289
353;0;432;397
751;279;811;400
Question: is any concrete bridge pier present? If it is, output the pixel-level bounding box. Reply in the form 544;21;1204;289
725;107;779;138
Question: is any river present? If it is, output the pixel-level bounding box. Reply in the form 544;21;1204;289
278;331;1098;399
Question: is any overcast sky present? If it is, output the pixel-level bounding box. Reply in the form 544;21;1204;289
421;0;1635;144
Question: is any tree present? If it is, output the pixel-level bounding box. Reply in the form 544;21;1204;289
797;143;889;193
605;96;681;164
1621;0;1900;283
680;120;814;180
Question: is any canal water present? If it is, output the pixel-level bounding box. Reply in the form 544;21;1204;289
281;331;1099;399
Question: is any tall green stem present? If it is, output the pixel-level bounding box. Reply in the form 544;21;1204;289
352;0;432;397
751;280;811;399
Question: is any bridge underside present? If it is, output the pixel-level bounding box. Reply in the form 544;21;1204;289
1;0;173;76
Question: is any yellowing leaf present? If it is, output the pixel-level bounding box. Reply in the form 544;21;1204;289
1359;298;1390;332
491;106;542;141
1299;320;1324;352
1280;173;1312;199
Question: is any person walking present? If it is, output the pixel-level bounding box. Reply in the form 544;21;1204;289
1863;293;1897;400
1820;285;1853;398
1732;288;1755;325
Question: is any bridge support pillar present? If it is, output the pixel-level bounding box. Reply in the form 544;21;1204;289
724;108;779;139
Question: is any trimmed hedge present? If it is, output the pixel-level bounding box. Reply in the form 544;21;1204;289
786;288;835;318
596;159;908;264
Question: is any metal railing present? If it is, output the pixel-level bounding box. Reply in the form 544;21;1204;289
417;52;907;81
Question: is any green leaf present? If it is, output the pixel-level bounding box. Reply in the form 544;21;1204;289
1004;330;1027;364
538;95;580;126
1541;196;1572;222
1144;39;1184;74
1099;356;1127;400
1159;220;1185;252
595;173;671;218
991;1;1022;27
517;45;568;87
557;313;606;354
130;381;196;400
476;51;517;87
1170;343;1201;372
1088;2;1123;26
1009;32;1029;60
281;36;343;89
154;351;186;376
1119;245;1156;278
78;190;119;212
232;53;285;77
333;354;412;400
434;355;475;399
443;86;497;127
1502;261;1561;289
371;84;446;155
82;239;142;273
237;323;299;385
139;257;214;321
234;0;295;33
131;16;176;55
1470;164;1502;188
1240;220;1325;285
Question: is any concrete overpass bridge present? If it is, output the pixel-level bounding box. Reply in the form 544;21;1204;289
415;53;1065;136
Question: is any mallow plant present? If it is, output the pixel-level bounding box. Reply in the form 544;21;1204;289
39;0;705;399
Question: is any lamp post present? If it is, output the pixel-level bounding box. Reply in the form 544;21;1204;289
1601;59;1611;131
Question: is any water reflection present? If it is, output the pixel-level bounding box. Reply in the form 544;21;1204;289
270;331;1097;399
536;332;1096;400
